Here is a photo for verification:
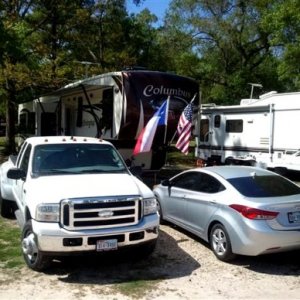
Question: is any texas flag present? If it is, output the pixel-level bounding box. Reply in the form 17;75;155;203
133;99;169;155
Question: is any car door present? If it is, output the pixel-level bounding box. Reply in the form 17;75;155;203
165;172;199;225
185;172;225;238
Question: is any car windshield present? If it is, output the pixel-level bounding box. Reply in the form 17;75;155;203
32;143;128;176
228;175;300;198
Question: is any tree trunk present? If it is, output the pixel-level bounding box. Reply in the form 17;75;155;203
5;80;16;154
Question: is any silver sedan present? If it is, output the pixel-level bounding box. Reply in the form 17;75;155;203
153;166;300;261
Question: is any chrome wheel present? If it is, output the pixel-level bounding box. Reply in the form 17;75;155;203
210;223;236;262
22;220;51;271
211;228;227;256
22;232;38;264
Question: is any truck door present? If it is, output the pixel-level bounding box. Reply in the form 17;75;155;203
13;144;32;214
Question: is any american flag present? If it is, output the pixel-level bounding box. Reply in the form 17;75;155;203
175;102;194;155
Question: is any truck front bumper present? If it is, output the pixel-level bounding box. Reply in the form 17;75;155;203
32;214;159;253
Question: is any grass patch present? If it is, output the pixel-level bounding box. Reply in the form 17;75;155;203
115;279;160;299
0;217;24;269
165;145;196;168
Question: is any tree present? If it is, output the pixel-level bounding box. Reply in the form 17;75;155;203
261;0;300;89
163;0;288;104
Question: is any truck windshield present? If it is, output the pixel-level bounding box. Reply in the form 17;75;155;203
32;143;128;176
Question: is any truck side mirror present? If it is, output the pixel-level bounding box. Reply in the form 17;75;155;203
7;168;26;180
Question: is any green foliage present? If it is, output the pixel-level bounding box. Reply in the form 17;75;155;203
163;0;299;104
0;0;299;145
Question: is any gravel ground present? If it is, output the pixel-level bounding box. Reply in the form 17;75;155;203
0;222;300;300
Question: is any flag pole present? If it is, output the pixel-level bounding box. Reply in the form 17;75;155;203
163;96;170;145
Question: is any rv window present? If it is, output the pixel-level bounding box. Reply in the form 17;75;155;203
225;119;243;133
200;119;209;142
214;115;221;128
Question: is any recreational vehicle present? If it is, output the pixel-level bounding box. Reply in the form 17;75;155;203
196;91;300;174
18;70;199;170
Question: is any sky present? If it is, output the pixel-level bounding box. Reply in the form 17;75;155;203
126;0;171;26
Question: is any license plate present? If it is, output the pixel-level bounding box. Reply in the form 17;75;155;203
288;211;300;223
96;239;118;252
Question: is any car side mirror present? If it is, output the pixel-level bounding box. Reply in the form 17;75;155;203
161;179;171;186
7;168;26;180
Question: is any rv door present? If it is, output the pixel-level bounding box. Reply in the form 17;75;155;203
197;114;213;161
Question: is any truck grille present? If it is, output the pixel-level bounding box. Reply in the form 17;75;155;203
60;196;142;230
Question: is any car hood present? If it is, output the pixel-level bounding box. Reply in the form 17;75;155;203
26;173;153;203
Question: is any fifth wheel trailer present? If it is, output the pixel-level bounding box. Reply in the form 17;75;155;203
18;70;199;171
196;91;300;174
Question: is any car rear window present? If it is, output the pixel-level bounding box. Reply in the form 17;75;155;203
228;175;300;197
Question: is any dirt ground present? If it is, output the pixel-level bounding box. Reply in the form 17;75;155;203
0;222;300;300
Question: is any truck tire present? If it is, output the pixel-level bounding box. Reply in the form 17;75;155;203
21;220;51;271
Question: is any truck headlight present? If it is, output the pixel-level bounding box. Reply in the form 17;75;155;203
143;198;157;215
36;204;59;222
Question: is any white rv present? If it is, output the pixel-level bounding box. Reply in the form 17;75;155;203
195;91;300;174
18;70;199;170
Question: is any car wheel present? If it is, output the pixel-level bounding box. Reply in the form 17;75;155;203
210;223;236;262
22;220;51;271
156;199;165;224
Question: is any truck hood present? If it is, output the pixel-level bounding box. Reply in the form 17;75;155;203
26;173;153;203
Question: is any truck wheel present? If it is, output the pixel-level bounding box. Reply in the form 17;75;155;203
209;223;236;262
21;220;51;271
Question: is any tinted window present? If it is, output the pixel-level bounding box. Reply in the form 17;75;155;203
172;172;197;189
172;172;225;194
226;119;243;132
32;143;126;175
194;173;225;193
20;144;32;175
228;175;300;197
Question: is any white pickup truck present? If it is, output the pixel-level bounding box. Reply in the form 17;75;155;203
0;136;159;271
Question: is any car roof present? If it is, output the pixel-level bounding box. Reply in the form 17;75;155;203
24;136;112;146
196;166;275;180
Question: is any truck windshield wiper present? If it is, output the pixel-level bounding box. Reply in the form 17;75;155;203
79;169;127;174
39;169;75;175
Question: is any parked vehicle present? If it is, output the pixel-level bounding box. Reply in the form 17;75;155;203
18;70;199;170
196;91;300;174
153;165;300;261
0;136;159;271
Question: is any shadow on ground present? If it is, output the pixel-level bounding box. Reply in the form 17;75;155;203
43;228;200;284
163;222;300;277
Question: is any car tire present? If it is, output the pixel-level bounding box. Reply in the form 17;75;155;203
210;223;236;262
156;199;165;224
22;220;51;271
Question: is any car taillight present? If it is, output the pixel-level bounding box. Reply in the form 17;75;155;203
229;204;279;220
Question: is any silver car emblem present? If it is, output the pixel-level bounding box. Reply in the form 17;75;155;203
98;210;114;218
